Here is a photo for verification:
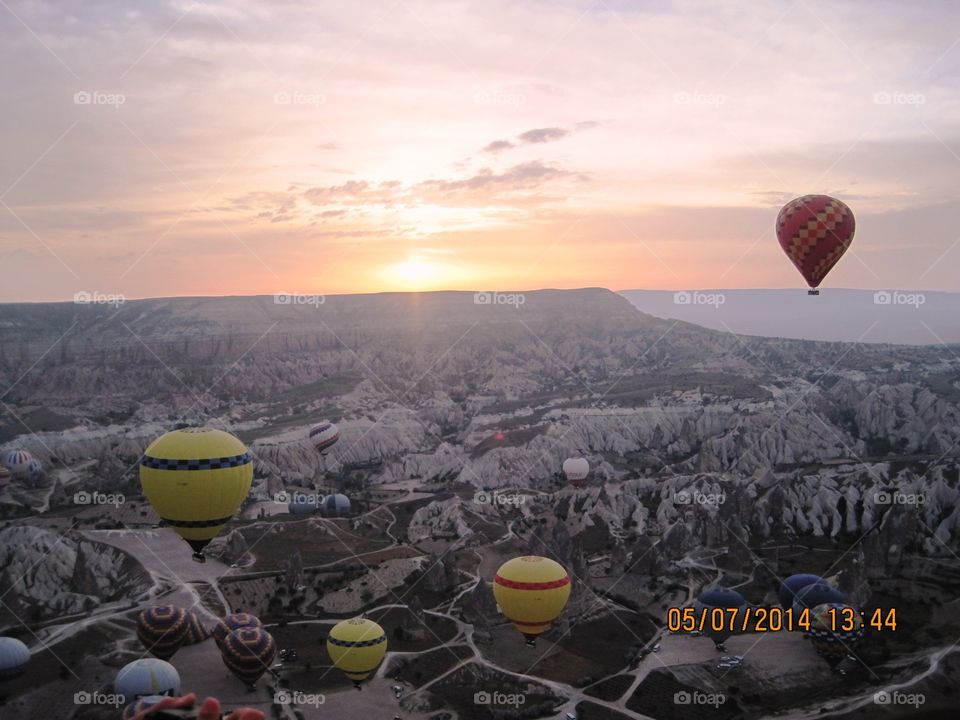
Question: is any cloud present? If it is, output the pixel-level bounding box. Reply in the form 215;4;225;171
517;127;569;144
482;140;515;153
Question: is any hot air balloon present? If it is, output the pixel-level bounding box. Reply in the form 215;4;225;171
26;458;43;480
807;603;863;671
122;695;168;720
792;582;845;615
320;493;351;518
213;613;262;651
0;466;11;487
288;493;317;515
114;659;181;698
309;421;340;455
778;574;824;609
184;610;211;645
136;606;189;660
776;194;855;295
1;449;34;478
493;556;571;646
694;587;747;651
562;458;590;488
327;617;387;688
0;637;29;681
139;427;253;562
220;626;276;688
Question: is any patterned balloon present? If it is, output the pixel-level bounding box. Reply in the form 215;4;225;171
776;195;855;290
220;627;276;687
808;603;863;668
213;613;262;650
309;421;340;454
136;606;189;660
184;609;211;645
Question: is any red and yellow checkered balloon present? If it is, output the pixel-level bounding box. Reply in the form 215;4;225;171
776;195;856;289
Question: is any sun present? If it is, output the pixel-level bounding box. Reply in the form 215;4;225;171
383;256;440;289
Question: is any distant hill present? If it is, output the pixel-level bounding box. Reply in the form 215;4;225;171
619;288;960;345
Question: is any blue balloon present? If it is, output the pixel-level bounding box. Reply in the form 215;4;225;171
0;637;29;681
694;587;747;645
792;582;845;614
778;574;823;608
321;493;351;517
114;658;180;699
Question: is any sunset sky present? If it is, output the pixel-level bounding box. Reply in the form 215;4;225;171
1;0;959;302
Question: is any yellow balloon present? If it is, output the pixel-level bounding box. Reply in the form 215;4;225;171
493;556;571;645
327;618;387;686
139;428;253;560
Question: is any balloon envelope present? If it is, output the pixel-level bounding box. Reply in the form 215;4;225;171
562;458;589;487
140;428;253;557
778;574;824;609
327;618;387;685
214;613;262;650
493;556;571;643
0;637;29;681
808;603;863;667
321;493;351;517
792;582;846;614
220;627;276;686
136;606;189;660
309;421;340;454
776;195;855;289
694;587;747;645
115;659;180;698
1;449;34;477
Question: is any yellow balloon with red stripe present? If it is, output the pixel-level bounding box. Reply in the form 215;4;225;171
493;556;571;645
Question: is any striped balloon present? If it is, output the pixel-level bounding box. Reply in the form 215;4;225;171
1;449;34;477
776;195;855;290
213;613;262;650
0;466;11;486
220;627;276;687
136;606;189;660
184;610;211;645
309;421;340;454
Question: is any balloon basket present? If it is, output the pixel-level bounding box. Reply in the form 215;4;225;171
807;289;820;296
192;552;207;563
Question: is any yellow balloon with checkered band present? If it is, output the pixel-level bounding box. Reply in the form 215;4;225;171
139;427;253;562
326;617;387;688
493;556;571;646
